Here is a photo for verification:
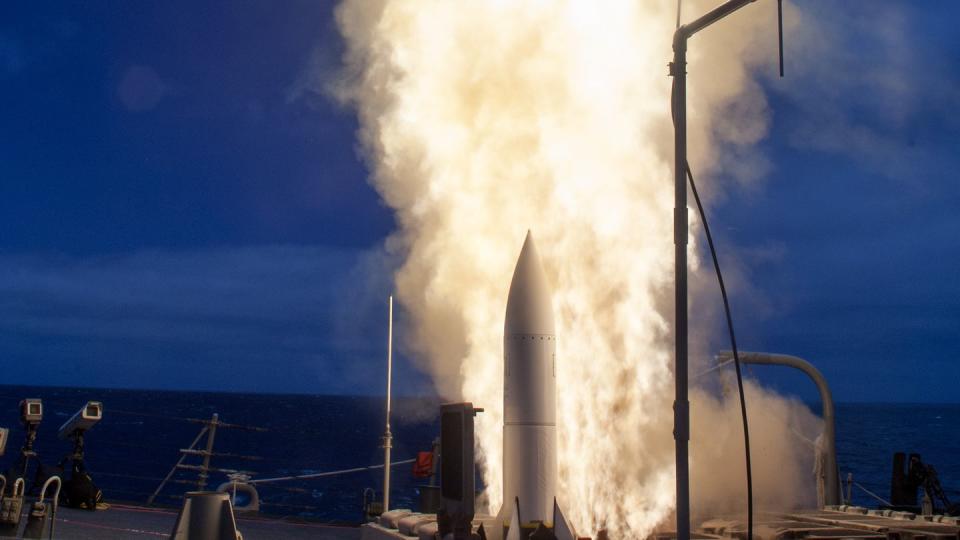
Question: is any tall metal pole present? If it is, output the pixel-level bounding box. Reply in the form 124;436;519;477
382;295;394;512
671;32;691;540
670;2;757;538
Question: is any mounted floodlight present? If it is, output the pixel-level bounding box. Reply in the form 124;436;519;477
58;401;102;439
19;399;42;426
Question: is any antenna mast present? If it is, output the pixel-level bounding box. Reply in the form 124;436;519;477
382;295;394;512
670;1;759;538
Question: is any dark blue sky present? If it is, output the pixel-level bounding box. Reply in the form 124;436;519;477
0;2;957;401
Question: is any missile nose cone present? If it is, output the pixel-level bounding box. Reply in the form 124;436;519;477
505;231;555;336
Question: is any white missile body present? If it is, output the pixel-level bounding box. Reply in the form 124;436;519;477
500;231;559;526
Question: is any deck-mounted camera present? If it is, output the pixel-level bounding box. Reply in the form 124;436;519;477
57;401;104;510
13;399;43;481
19;399;42;426
58;402;102;440
58;402;102;468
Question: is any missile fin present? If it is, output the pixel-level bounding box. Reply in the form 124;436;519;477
553;498;577;540
505;497;522;540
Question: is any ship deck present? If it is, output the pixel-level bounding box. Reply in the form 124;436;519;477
46;503;361;539
659;507;960;540
343;506;960;540
16;503;960;539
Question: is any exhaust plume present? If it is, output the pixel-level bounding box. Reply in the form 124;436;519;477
333;1;816;536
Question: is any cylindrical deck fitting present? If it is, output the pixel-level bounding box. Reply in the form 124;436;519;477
170;491;240;540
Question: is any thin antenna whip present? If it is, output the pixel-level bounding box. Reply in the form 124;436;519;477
382;295;394;512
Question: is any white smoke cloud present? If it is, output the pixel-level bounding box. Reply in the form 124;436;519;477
330;0;823;537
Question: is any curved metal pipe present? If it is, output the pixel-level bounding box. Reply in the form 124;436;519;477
718;350;839;506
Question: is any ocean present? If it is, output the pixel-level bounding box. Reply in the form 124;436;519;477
0;385;955;524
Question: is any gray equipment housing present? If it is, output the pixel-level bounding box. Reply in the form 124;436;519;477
58;401;103;440
439;402;482;539
170;491;241;540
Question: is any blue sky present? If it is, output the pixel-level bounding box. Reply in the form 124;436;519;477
0;2;957;401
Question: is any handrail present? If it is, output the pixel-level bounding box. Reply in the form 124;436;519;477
39;476;62;540
249;458;416;485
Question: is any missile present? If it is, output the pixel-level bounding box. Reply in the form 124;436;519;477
499;231;575;538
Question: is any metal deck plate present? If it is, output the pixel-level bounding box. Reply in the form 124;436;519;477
46;503;361;539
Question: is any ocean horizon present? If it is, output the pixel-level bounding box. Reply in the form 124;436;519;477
0;384;955;524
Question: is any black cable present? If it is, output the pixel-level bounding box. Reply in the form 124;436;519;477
685;162;754;540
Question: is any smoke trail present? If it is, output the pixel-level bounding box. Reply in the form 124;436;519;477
334;1;814;536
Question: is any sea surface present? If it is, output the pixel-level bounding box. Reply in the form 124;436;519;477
0;386;955;524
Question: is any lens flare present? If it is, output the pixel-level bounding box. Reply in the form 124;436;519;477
335;1;815;537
